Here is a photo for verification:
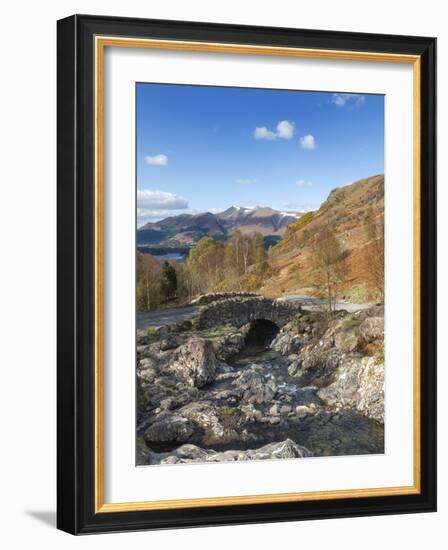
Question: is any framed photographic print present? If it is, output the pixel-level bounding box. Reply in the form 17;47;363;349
57;14;436;534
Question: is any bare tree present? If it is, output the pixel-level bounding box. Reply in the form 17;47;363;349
136;252;162;311
311;226;346;313
364;207;384;302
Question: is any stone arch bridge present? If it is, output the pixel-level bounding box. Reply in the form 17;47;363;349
196;296;302;330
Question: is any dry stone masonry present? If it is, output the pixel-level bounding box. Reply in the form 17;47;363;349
197;296;303;330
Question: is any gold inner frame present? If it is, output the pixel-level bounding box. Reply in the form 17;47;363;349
94;36;421;513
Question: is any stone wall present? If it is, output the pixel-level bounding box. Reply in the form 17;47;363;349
196;296;303;329
190;291;259;306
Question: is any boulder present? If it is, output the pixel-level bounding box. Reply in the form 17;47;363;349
333;328;360;353
287;359;302;377
178;401;238;445
159;335;180;351
144;414;194;446
136;330;150;345
359;317;384;343
295;405;315;417
136;437;152;465
291;348;340;386
270;332;302;355
171;337;218;388
317;356;384;422
233;370;277;405
216;330;246;360
161;439;312;464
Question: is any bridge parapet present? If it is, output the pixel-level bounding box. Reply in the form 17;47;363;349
191;291;259;306
196;296;302;330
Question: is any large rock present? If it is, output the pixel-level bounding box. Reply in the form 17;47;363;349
233;369;277;404
178;401;238;445
290;348;340;386
161;439;312;464
359;317;384;343
333;328;361;353
270;332;302;355
215;330;246;360
171;337;218;387
144;413;194;446
317;356;384;422
159;335;181;351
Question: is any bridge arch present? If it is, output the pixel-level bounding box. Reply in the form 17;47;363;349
196;296;302;331
244;319;280;347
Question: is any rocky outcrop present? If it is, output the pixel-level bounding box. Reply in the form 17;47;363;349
270;331;302;355
281;307;385;422
137;300;385;466
215;330;247;361
160;439;312;464
144;413;194;447
317;356;384;422
232;369;277;405
170;338;218;388
178;401;239;446
197;296;302;330
359;316;384;343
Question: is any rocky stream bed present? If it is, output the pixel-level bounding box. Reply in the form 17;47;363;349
136;302;384;466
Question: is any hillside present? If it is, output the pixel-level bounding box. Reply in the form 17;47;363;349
137;206;300;247
261;174;384;302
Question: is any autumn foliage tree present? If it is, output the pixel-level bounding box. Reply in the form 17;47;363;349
364;206;384;302
186;236;225;295
136;252;162;312
311;226;346;313
185;231;268;297
136;231;271;310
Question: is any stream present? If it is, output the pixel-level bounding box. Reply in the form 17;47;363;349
216;346;384;457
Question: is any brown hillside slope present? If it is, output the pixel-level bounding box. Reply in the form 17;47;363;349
261;174;384;303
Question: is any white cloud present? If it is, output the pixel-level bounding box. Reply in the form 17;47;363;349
144;154;168;166
331;93;365;107
276;120;295;139
254;119;295;140
236;178;257;185
254;126;276;140
296;179;313;187
137;189;188;211
137;190;188;226
299;134;316;150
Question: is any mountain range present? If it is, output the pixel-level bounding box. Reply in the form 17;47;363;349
137;206;301;247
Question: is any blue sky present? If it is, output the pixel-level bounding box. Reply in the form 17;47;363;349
136;83;384;227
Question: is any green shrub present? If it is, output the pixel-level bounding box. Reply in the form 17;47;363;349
341;316;362;330
146;326;158;337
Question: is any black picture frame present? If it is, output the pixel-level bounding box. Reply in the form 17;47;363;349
57;14;436;535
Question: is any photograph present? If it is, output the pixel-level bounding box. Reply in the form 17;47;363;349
53;11;436;536
135;83;386;466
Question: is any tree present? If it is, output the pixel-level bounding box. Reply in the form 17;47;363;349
136;252;162;311
311;226;345;313
186;236;224;294
364;206;384;302
183;232;271;298
252;232;267;265
173;263;192;303
160;261;177;301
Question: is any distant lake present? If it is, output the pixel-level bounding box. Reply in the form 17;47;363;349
138;245;189;263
